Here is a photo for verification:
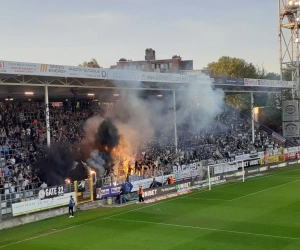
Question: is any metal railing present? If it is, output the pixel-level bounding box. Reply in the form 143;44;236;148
0;183;74;221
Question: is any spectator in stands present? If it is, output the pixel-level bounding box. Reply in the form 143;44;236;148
0;180;4;195
40;181;47;189
10;182;16;194
149;178;158;188
32;174;41;188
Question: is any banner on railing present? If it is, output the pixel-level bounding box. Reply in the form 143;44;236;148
142;180;192;200
259;155;279;165
98;182;133;199
12;191;75;216
214;163;239;174
74;178;93;205
130;175;173;192
284;146;300;160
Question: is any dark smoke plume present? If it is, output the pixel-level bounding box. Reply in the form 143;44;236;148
80;118;121;175
33;143;76;186
95;118;120;152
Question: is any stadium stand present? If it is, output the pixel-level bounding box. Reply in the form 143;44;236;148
0;100;297;216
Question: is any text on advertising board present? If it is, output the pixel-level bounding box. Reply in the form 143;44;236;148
38;185;64;200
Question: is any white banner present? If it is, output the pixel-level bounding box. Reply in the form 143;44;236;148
282;100;299;137
282;100;299;121
244;78;294;88
172;163;197;173
282;122;299;137
214;163;239;174
130;175;173;192
284;146;299;154
0;60;190;84
12;192;75;216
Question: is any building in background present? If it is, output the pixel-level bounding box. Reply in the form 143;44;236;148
111;48;193;73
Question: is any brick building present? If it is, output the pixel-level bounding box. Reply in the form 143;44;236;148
112;48;193;73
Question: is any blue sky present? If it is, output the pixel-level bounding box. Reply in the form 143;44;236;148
0;0;279;73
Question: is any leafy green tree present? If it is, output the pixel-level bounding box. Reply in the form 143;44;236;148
78;58;101;68
208;56;294;132
208;56;258;78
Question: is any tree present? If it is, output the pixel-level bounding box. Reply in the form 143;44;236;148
207;56;293;132
78;58;101;68
208;56;258;78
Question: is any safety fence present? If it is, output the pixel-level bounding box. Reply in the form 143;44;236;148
1;149;300;221
0;183;74;221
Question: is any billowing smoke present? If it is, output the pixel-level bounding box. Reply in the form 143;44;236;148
65;75;225;183
176;79;225;130
80;118;121;176
104;77;225;154
86;150;106;175
33;144;75;186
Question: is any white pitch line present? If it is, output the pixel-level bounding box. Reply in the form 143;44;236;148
0;190;205;249
183;197;230;201
107;218;300;241
230;179;300;201
0;166;299;249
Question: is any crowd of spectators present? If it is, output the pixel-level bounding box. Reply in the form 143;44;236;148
0;101;283;195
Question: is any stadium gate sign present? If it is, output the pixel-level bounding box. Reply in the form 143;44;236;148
12;191;75;216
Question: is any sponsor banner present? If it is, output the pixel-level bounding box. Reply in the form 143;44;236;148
192;177;208;186
284;146;300;154
241;158;261;167
12;192;75;216
235;152;264;162
244;78;294;88
144;190;192;204
282;100;299;121
269;164;278;169
100;185;121;198
214;163;238;174
207;158;235;166
38;185;64;200
284;152;300;161
278;162;287;168
288;160;298;166
100;182;133;198
142;180;192;200
0;60;190;84
0;61;39;74
235;154;250;161
282;100;299;137
174;170;201;181
211;77;244;85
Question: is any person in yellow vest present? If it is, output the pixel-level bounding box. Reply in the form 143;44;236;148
138;186;144;203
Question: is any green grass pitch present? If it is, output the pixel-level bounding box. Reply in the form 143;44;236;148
2;165;300;250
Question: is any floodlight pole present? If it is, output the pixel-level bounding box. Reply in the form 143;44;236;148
251;92;255;143
173;90;178;152
45;83;51;147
